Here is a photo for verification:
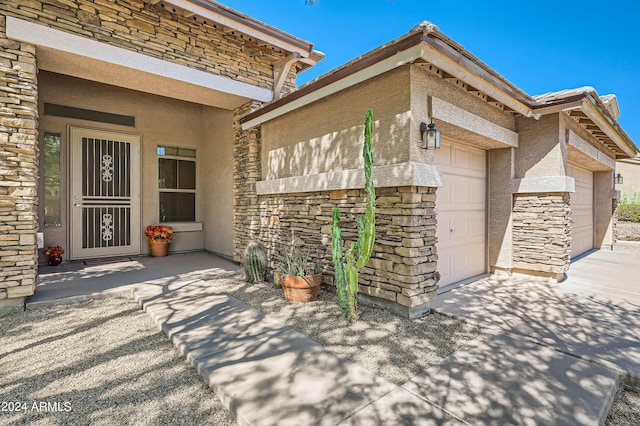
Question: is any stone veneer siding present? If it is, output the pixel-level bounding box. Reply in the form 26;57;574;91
0;16;39;307
512;192;571;275
0;0;293;91
235;183;440;318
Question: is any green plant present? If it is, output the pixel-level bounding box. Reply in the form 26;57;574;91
618;204;640;223
619;193;640;205
244;242;267;283
332;109;376;322
278;244;321;277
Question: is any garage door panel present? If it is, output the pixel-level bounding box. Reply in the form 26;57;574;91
436;140;486;287
438;242;485;285
568;164;594;257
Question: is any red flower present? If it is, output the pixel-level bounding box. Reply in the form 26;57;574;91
145;225;174;241
44;244;64;256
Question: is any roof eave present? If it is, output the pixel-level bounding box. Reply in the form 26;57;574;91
532;92;639;158
159;0;319;63
240;25;537;128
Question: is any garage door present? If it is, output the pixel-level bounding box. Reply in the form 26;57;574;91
568;164;594;257
435;140;486;287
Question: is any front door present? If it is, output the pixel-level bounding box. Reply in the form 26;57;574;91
70;127;141;259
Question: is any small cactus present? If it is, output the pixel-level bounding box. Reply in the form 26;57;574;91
244;242;267;283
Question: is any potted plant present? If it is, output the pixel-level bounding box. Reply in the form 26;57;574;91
144;225;174;257
278;247;322;302
44;244;64;266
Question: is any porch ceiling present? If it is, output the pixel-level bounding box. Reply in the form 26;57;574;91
7;16;272;110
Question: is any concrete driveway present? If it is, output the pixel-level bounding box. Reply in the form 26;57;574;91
432;248;640;389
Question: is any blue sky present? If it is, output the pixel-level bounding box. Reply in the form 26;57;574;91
221;0;640;146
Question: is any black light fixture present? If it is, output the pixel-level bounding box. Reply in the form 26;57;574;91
615;173;624;185
420;119;441;150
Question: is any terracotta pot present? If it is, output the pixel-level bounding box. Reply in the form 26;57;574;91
49;255;62;266
280;273;322;302
149;239;170;257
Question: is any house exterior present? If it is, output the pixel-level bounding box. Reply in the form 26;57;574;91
1;2;637;318
0;0;323;314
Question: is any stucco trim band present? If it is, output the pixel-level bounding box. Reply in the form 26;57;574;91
256;161;442;195
432;97;519;148
5;16;273;105
512;176;575;194
567;130;615;170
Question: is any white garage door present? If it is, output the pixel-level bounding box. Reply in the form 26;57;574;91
435;140;486;287
568;164;594;257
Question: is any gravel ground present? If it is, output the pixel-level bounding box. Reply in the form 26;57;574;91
618;222;640;242
0;297;235;426
206;275;483;386
1;275;638;425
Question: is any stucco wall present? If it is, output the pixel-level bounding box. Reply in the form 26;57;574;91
616;161;640;202
515;114;564;178
260;67;412;180
203;106;234;257
488;148;514;271
410;65;517;164
38;71;233;257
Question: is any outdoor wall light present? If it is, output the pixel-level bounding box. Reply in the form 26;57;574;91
420;119;441;150
615;173;624;185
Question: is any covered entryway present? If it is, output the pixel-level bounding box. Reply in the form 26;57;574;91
568;164;594;257
69;128;141;259
435;140;487;287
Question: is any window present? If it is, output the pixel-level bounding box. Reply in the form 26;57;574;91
157;146;196;222
43;132;62;226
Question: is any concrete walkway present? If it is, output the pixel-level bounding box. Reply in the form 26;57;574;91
30;252;242;304
431;250;640;390
29;250;636;425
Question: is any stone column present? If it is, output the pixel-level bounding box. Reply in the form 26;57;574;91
0;15;39;315
232;100;263;262
512;192;571;279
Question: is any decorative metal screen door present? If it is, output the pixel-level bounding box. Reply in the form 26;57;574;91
70;128;141;259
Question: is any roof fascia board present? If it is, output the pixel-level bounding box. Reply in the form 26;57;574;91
580;100;636;158
172;0;312;57
419;41;534;117
241;44;424;130
530;99;584;116
6;16;272;103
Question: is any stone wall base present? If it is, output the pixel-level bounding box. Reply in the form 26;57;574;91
237;185;440;315
359;292;433;319
511;268;565;283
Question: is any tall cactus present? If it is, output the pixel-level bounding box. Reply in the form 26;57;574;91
332;109;376;321
244;242;267;283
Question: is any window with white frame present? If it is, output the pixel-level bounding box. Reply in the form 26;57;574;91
157;146;196;222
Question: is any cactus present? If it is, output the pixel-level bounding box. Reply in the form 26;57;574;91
244;242;267;283
332;109;376;321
